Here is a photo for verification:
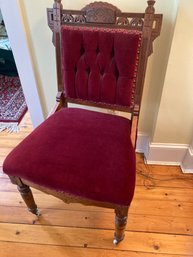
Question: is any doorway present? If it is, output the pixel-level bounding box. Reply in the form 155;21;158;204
0;0;44;128
0;9;29;132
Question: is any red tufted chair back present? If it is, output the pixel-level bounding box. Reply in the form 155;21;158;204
47;0;163;144
61;26;141;109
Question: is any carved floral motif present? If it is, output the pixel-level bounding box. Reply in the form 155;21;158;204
130;18;144;28
116;17;144;29
86;8;115;23
74;15;86;23
62;14;74;23
82;1;121;13
116;17;129;26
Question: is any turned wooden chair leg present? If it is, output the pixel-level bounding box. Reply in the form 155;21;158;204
113;207;129;245
17;184;40;216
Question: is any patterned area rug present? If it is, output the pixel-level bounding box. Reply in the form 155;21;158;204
0;75;27;132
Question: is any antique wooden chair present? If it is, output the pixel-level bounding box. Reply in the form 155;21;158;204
3;0;162;244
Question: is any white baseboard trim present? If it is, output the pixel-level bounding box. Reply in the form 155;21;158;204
136;133;193;173
181;146;193;173
145;143;188;166
136;133;150;156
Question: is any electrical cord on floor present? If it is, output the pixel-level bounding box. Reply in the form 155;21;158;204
137;166;156;189
136;161;193;189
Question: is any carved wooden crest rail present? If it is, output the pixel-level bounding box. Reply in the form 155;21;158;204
47;1;162;56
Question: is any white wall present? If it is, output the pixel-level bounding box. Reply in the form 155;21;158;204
138;0;179;139
143;0;193;170
19;0;56;116
153;0;193;144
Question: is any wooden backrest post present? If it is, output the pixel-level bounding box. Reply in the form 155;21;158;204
53;0;63;92
144;0;156;56
134;0;156;113
131;0;156;147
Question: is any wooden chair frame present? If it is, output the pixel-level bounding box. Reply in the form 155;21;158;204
8;0;162;245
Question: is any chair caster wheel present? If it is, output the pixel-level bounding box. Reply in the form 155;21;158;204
35;209;41;217
113;239;119;245
113;238;123;245
29;208;41;216
113;234;124;245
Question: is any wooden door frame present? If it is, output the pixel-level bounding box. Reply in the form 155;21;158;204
0;0;44;128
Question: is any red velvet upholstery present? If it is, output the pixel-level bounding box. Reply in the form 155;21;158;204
61;26;141;108
3;108;136;206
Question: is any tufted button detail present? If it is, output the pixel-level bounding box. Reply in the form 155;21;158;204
61;25;142;107
96;47;100;54
100;69;104;76
111;48;115;57
87;67;90;74
81;47;85;55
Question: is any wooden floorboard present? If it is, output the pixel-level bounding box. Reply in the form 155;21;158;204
1;223;193;255
1;205;193;236
1;112;193;256
1;242;190;257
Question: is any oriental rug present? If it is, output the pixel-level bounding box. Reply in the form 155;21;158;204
0;75;27;132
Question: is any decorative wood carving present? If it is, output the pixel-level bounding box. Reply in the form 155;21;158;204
62;14;74;23
82;2;121;13
82;2;120;23
116;17;144;30
85;8;116;24
144;0;156;56
53;0;62;33
47;0;162;45
130;18;144;28
146;0;155;13
116;17;129;26
74;15;86;23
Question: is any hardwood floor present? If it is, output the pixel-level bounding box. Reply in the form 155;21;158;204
1;113;193;256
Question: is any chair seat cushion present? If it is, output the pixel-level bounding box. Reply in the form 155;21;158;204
3;108;136;206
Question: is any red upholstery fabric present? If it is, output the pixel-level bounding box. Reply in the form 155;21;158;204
3;108;136;206
61;26;141;108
